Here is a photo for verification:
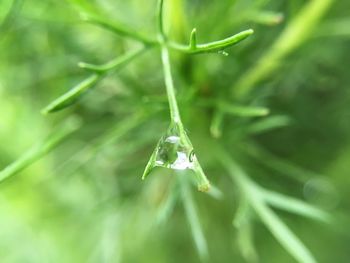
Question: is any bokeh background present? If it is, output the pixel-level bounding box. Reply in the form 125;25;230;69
0;0;350;262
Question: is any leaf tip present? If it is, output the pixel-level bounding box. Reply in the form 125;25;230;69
40;108;49;115
198;182;211;193
78;62;86;68
261;108;270;116
247;28;255;35
190;28;197;50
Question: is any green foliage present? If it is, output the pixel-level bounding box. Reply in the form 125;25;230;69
0;0;349;262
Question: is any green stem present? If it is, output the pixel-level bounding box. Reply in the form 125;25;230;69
157;0;165;39
161;45;182;124
83;14;156;45
158;0;182;124
86;5;252;57
157;0;209;192
180;176;209;259
168;29;253;54
78;46;146;73
42;47;146;114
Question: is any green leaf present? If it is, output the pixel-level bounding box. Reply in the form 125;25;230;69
236;221;258;263
189;28;197;50
233;197;251;228
234;198;258;262
244;142;321;182
192;161;210;192
41;74;100;114
315;19;350;38
253;199;317;263
181;177;209;260
263;190;331;223
194;29;254;53
247;115;292;134
79;47;146;73
210;110;224;138
43;47;146;114
170;29;254;54
218;102;269;117
82;14;156;45
141;145;159;180
156;183;179;225
0;117;81;183
206;184;223;200
217;149;318;263
251;11;284;26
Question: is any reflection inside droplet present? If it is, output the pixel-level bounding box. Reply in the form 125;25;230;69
155;133;196;171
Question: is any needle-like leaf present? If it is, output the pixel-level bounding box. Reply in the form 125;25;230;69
0;118;81;183
181;177;209;260
263;190;331;223
236;220;258;263
253;200;317;263
189;28;197;50
42;48;145;114
217;148;319;263
198;99;269;117
42;74;99;114
243;142;321;182
78;47;146;73
170;29;254;54
251;11;284;26
82;14;156;45
246;115;292;134
218;102;269;117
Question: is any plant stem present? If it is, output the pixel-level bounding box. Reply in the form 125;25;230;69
158;0;182;124
157;0;165;39
161;45;182;124
83;15;156;45
78;46;146;73
156;0;209;191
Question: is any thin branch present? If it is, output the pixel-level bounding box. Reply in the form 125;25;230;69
83;14;156;45
216;147;323;263
42;47;147;114
78;47;146;73
169;29;254;54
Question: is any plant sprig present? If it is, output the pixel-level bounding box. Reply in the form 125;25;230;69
169;28;254;54
42;1;253;115
141;0;210;192
217;147;330;263
42;47;146;114
0;117;81;183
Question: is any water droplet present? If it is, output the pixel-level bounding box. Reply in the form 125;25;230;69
142;123;210;192
155;130;195;170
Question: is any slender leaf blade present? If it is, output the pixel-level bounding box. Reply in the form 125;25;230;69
263;190;331;223
42;74;99;114
0;118;81;183
253;200;317;263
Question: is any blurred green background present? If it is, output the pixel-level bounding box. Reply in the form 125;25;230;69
0;0;350;262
